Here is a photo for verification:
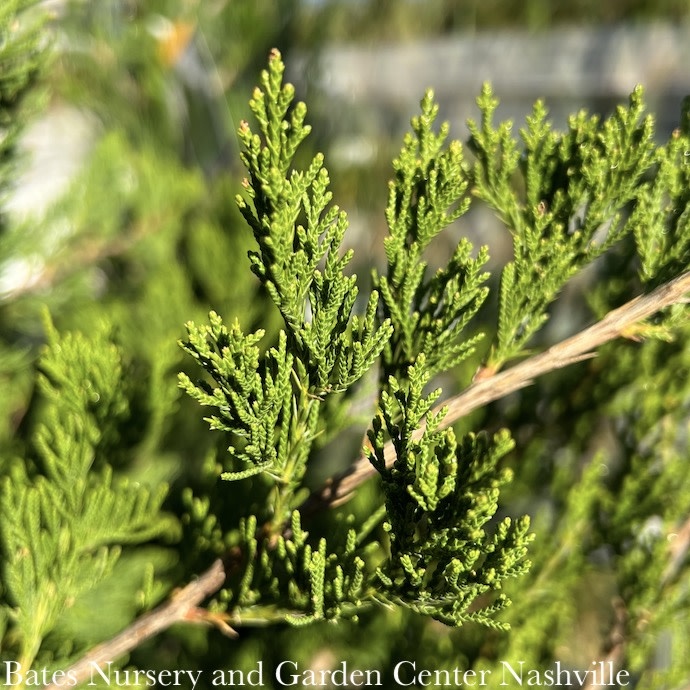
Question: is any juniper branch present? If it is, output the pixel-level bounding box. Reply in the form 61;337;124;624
305;270;690;512
40;270;690;688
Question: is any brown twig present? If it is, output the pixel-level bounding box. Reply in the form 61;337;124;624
42;559;229;690
304;270;690;512
41;270;690;689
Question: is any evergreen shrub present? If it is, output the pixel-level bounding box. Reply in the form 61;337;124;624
3;7;690;688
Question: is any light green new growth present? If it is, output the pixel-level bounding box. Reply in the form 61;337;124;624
1;317;176;671
179;51;396;539
180;318;296;482
180;50;532;631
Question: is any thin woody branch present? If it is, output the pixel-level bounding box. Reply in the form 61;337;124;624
41;559;229;690
305;270;690;511
42;270;690;688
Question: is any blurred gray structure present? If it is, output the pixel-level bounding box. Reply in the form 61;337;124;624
290;22;690;163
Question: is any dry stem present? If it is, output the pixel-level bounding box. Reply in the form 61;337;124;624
41;559;228;690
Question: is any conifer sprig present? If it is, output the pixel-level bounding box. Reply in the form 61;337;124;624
469;84;656;367
632;121;690;288
224;510;369;626
307;269;690;513
375;90;488;381
181;51;393;535
179;317;298;481
235;48;391;395
1;321;176;671
367;357;533;627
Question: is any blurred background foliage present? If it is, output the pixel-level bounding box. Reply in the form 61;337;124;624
3;0;690;686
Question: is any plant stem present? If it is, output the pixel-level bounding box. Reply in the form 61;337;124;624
41;558;229;690
304;271;690;513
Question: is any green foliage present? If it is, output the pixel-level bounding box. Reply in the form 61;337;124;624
375;91;489;380
1;318;178;670
174;47;690;685
235;50;392;395
632;119;690;288
3;6;690;688
177;51;530;642
224;510;370;626
468;83;656;366
368;358;532;628
179;52;392;536
179;320;299;483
